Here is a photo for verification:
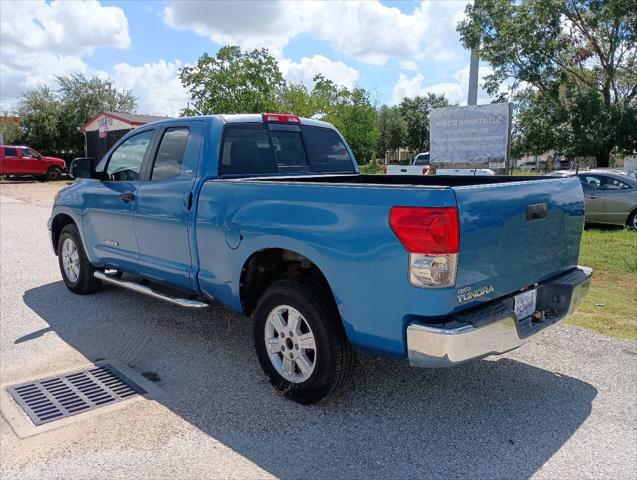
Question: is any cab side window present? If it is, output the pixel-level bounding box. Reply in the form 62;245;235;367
21;148;36;158
3;147;18;157
151;127;189;181
106;130;154;181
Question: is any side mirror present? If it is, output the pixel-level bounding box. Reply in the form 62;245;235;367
69;158;96;179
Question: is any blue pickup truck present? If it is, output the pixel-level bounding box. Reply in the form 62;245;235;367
49;113;592;403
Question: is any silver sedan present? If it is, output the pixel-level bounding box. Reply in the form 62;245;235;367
577;170;637;228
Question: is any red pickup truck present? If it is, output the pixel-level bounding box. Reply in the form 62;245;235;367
0;145;66;180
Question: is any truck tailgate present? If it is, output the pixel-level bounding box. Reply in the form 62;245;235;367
452;177;584;307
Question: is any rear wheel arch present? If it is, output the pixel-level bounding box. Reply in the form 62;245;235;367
239;248;339;319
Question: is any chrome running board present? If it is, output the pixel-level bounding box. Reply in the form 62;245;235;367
94;271;209;309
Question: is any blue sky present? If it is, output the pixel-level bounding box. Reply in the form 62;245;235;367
1;0;493;116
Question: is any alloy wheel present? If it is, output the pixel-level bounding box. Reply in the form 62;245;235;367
264;305;317;383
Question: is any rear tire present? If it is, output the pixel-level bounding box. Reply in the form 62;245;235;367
628;210;637;230
47;167;63;181
58;224;101;294
253;277;354;404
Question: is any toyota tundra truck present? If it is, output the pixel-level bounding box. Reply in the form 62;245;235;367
48;114;592;404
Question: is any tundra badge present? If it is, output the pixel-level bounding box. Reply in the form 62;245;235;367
456;285;494;303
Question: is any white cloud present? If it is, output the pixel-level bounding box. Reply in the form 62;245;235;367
399;61;419;72
392;64;495;105
0;0;130;109
164;0;469;66
279;55;359;90
416;1;470;62
0;52;88;106
1;0;130;55
311;1;428;65
164;1;297;57
112;60;191;117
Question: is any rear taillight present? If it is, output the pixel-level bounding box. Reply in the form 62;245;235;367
262;113;301;124
389;207;459;254
389;207;459;288
384;165;387;174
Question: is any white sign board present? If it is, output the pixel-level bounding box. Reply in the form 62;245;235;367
430;103;511;169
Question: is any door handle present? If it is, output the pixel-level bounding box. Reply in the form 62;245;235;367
587;195;597;199
119;192;135;203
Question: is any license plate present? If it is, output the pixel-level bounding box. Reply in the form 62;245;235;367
514;289;537;319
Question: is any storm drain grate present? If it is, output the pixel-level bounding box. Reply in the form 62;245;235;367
8;364;146;426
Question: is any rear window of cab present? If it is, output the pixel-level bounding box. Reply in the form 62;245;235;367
220;124;354;176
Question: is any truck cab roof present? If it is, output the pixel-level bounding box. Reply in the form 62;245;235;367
140;114;335;131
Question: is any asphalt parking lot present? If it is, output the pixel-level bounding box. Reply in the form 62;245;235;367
1;187;636;480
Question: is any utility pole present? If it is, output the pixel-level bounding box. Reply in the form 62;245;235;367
467;0;480;106
467;48;479;106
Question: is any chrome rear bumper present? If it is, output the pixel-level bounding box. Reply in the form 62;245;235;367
407;266;592;368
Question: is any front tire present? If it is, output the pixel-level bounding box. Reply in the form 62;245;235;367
253;278;354;404
47;167;63;181
58;224;101;294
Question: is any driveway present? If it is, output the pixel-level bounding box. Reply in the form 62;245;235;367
1;191;636;480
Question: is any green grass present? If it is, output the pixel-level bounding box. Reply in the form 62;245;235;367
567;227;637;340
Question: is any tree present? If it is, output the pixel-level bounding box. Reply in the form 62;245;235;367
57;74;136;154
180;46;284;115
333;87;379;164
458;0;637;166
279;82;321;118
308;75;379;164
511;85;573;158
17;75;136;157
399;94;449;153
17;85;63;154
376;105;406;160
180;46;379;164
280;75;379;164
0;118;23;145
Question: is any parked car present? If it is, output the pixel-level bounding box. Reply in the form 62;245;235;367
0;145;66;180
577;170;637;228
518;160;547;172
386;152;495;176
49;113;592;404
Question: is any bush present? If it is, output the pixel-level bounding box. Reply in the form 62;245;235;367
359;162;384;174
